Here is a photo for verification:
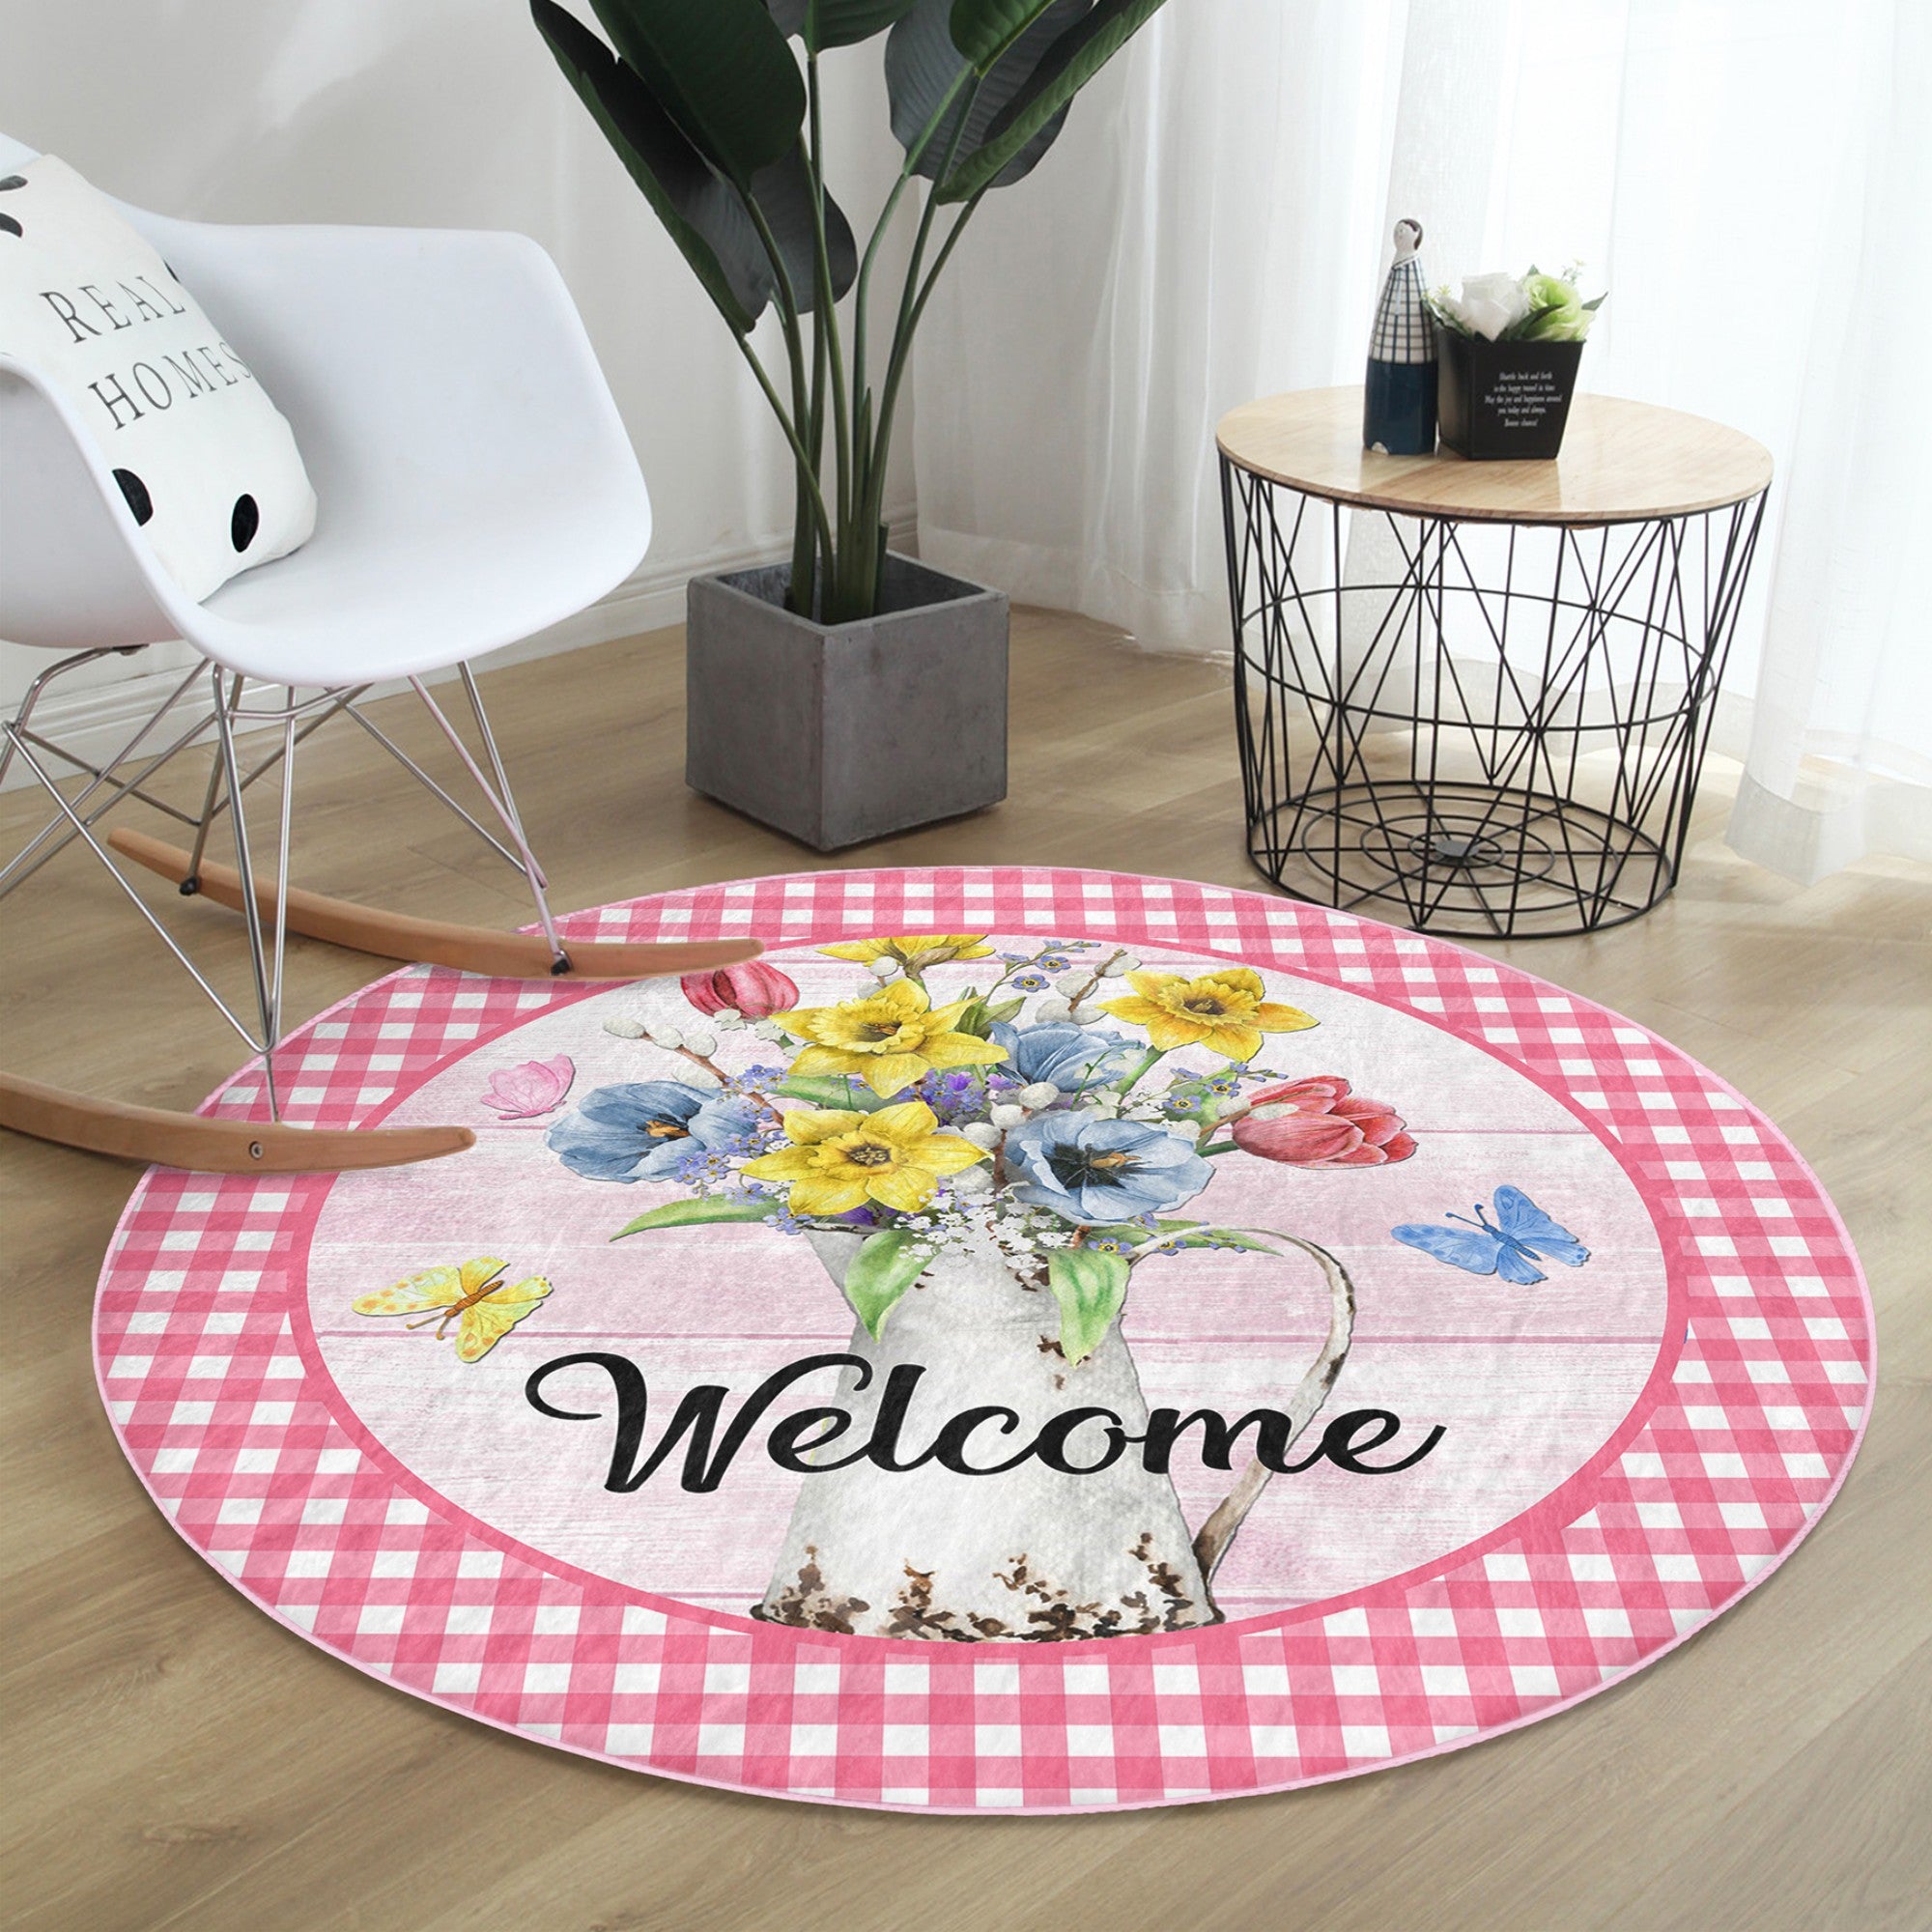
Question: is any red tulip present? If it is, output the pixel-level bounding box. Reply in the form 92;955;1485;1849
680;958;799;1019
1229;1075;1415;1168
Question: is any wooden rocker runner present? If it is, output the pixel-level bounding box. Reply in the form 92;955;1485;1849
0;133;757;1173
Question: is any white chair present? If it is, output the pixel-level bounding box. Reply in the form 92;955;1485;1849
0;132;755;1172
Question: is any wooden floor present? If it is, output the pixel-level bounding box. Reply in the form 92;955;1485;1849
3;613;1927;1932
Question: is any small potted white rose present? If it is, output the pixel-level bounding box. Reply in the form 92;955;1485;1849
1427;265;1605;460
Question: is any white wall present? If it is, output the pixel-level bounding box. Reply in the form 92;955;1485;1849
0;0;919;767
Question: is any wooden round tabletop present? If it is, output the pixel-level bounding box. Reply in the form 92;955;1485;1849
1216;386;1772;525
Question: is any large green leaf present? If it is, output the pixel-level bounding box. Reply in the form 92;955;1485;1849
947;0;1071;70
773;1074;895;1111
939;0;1168;202
1046;1245;1130;1365
770;0;922;51
841;1228;931;1339
589;0;806;186
536;0;758;332
747;143;859;309
611;1196;780;1238
536;4;854;326
885;0;1077;188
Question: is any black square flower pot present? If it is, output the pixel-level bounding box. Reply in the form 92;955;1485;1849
1436;335;1585;460
685;553;1009;852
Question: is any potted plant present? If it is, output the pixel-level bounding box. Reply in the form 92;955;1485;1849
534;0;1172;849
1427;265;1605;461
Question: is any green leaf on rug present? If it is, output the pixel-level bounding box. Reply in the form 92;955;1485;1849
841;1227;930;1339
611;1197;779;1238
1047;1244;1130;1364
773;1075;897;1111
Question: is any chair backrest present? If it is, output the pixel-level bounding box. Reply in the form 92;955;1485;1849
1;130;653;680
0;133;178;651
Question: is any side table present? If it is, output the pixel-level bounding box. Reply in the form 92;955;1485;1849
1216;387;1772;936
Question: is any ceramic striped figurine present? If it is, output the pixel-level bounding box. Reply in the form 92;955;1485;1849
1364;217;1437;455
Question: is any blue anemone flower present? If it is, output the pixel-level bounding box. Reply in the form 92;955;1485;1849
1003;1111;1214;1223
988;1020;1142;1093
546;1080;762;1182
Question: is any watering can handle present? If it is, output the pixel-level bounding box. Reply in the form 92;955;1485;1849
1186;1229;1357;1582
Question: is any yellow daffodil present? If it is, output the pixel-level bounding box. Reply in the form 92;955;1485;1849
772;980;1007;1096
743;1101;988;1215
1098;967;1316;1062
818;933;994;972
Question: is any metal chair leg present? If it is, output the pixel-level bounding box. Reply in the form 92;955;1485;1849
409;673;567;969
212;669;289;1121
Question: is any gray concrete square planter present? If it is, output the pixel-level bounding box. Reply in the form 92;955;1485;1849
685;553;1009;852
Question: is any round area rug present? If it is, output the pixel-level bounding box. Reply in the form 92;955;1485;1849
93;867;1873;1814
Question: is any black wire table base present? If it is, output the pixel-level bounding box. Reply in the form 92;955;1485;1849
1219;459;1768;939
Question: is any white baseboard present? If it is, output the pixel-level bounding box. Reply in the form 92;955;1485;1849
1;508;920;792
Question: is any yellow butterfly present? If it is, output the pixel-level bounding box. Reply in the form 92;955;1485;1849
351;1256;553;1364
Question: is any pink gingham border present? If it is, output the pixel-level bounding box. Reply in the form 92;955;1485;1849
92;867;1874;1813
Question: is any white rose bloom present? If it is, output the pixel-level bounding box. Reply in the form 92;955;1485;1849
1016;1081;1060;1109
602;1014;647;1039
1445;270;1531;341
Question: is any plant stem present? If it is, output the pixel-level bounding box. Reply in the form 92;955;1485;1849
728;333;835;566
1117;1046;1166;1098
851;69;976;425
740;185;834;613
806;53;852;566
868;189;987;519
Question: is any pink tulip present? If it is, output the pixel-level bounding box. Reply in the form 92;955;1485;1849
481;1054;575;1120
1229;1075;1415;1168
680;959;799;1019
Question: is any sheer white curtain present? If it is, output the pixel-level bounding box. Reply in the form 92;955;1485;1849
911;0;1932;882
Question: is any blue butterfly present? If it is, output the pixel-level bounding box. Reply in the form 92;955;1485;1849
1392;1186;1590;1285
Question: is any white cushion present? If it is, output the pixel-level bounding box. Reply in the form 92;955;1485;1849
0;155;315;602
